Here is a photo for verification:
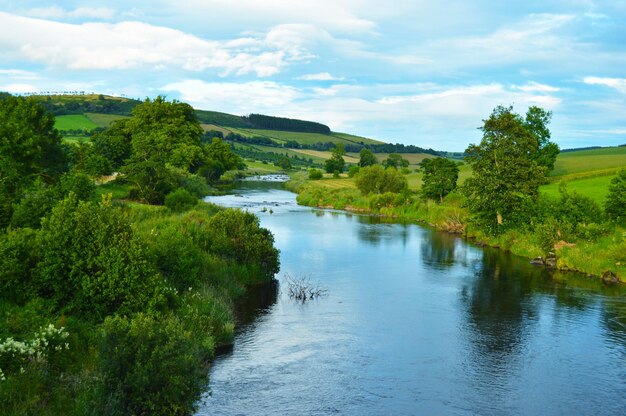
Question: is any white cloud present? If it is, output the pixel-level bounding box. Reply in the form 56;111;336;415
513;82;560;92
26;6;115;20
583;76;626;93
0;83;40;94
162;80;300;114
163;0;378;34
0;69;39;80
298;72;345;81
0;12;302;76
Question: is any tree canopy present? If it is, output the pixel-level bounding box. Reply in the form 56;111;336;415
0;95;68;227
359;148;378;167
324;143;346;173
463;105;555;233
420;157;459;202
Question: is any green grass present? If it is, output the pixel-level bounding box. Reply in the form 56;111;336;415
84;112;129;127
54;114;98;131
95;182;131;200
540;175;615;205
62;136;91;144
549;146;626;181
330;132;384;145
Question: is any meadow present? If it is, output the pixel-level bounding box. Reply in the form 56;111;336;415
53;114;98;131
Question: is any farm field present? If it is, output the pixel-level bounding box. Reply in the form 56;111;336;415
548;146;626;181
540;175;615;205
84;112;129;127
54;114;98;131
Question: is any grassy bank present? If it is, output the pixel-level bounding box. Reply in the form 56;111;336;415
0;195;279;415
287;171;625;282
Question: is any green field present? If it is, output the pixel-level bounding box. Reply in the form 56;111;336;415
540;175;615;205
54;114;98;131
549;147;626;181
85;112;129;127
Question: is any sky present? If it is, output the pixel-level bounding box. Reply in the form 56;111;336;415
1;1;625;151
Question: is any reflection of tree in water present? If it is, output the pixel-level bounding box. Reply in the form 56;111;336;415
233;279;279;327
355;216;409;246
459;247;544;399
420;229;458;269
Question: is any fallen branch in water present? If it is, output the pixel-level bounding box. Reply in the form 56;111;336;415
284;273;328;302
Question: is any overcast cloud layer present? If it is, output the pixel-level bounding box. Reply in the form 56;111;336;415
1;1;625;150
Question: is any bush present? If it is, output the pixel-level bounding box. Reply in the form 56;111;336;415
308;168;323;180
59;172;95;201
36;194;165;320
348;165;360;178
355;165;407;195
165;188;198;212
556;183;602;235
0;228;39;303
605;169;626;223
99;313;207;416
10;180;58;229
204;209;280;280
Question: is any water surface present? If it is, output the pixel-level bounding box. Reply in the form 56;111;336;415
198;179;626;416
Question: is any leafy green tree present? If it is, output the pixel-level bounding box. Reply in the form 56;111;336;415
201;137;243;181
120;97;206;203
0;95;67;227
324;144;346;173
276;155;292;170
464;105;550;233
355;165;407;195
90;119;133;170
359;148;378;167
524;106;560;171
383;153;409;169
605;169;626;223
420;158;459;202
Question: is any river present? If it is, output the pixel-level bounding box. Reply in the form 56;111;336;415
197;177;626;416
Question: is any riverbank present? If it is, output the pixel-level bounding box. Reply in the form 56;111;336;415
285;173;625;283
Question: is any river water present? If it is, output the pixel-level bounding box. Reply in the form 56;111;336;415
197;177;626;416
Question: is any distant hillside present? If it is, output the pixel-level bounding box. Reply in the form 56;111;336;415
36;94;141;116
39;94;443;157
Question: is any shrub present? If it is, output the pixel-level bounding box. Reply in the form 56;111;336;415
165;188;198;212
605;169;626;223
10;180;58;229
0;228;39;304
355;165;407;195
36;194;165;320
348;165;360;178
59;172;95;201
308;168;323;180
99;313;207;416
205;209;280;280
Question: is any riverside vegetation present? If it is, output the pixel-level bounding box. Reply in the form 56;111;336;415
288;105;626;283
0;94;279;415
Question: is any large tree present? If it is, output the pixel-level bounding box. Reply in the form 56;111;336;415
119;97;206;203
463;105;555;233
0;95;68;227
420;157;459;202
324;143;346;173
359;148;378;167
524;106;560;171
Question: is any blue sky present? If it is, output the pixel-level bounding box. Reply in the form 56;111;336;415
1;1;625;150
